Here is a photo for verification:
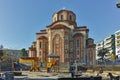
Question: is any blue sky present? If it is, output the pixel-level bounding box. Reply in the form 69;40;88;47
0;0;120;50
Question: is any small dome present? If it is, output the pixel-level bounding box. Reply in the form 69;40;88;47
52;9;76;23
87;38;94;45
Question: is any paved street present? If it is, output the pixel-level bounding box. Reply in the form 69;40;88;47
13;71;120;80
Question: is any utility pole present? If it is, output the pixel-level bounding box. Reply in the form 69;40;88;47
117;0;120;8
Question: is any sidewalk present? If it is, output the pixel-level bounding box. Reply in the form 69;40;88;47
14;71;71;80
14;71;120;80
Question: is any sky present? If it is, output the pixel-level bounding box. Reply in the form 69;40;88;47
0;0;120;50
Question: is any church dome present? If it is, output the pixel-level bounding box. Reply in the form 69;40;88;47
52;9;76;23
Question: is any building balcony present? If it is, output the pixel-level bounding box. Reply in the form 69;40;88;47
115;35;120;39
116;44;120;47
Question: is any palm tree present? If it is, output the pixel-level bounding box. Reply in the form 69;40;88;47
97;48;108;64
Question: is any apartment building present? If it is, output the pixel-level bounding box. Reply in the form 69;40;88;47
115;30;120;58
96;41;104;60
96;35;115;60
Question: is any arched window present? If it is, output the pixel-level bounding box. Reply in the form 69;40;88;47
76;39;80;48
40;41;42;49
39;51;41;56
70;15;72;21
54;17;56;22
61;15;63;20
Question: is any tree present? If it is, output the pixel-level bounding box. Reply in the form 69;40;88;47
20;48;28;57
97;48;109;64
0;50;10;71
0;50;3;71
1;53;11;62
116;0;120;8
0;50;11;62
0;50;3;58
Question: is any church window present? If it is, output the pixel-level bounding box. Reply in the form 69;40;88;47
53;34;61;55
40;41;42;49
61;15;63;20
55;37;59;44
45;42;48;51
70;15;72;21
54;17;56;22
65;54;68;58
89;50;92;59
39;58;41;61
65;45;67;49
77;50;79;55
39;51;41;56
76;39;80;48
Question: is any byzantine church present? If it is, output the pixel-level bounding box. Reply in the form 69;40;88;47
29;9;96;65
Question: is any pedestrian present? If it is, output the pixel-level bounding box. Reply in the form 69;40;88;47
97;67;103;76
99;67;103;74
71;68;74;78
107;72;119;80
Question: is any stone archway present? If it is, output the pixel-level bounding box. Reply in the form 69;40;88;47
73;33;84;63
52;34;62;62
38;36;48;62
